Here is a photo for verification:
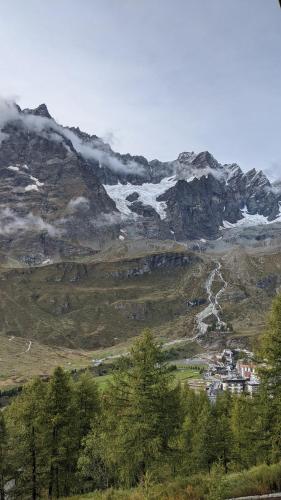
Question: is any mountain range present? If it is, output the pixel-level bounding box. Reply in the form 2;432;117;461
0;101;280;265
1;101;281;385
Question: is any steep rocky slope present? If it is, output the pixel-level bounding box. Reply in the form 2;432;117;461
0;101;280;266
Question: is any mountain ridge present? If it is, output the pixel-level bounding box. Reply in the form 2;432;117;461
0;100;280;265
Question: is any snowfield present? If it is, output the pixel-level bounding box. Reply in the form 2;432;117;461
223;206;281;229
104;176;178;220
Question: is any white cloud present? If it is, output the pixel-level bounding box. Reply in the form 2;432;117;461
92;211;122;228
0;98;145;175
0;208;60;236
67;196;90;211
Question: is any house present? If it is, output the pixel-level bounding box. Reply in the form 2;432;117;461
222;376;246;394
236;360;257;379
246;376;260;396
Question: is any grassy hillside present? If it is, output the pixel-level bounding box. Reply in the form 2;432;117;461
0;249;207;349
1;243;281;387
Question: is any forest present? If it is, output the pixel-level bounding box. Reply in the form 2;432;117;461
1;295;281;499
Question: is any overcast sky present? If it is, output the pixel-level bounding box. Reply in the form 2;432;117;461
0;0;280;176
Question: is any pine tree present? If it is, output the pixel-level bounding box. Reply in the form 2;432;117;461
73;371;101;493
179;387;209;474
213;391;233;473
46;367;76;498
80;330;182;487
254;388;272;465
261;294;281;396
74;371;100;446
191;399;217;473
0;413;8;500
6;377;47;499
260;294;281;461
231;394;258;469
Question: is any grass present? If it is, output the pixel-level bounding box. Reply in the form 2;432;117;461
0;328;207;391
173;367;203;383
63;462;281;499
0;250;210;387
1;244;280;388
92;366;203;394
0;336;94;390
94;374;114;390
0;250;206;352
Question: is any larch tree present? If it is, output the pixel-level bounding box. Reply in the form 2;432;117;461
6;378;47;500
46;367;76;498
0;412;8;500
80;330;183;487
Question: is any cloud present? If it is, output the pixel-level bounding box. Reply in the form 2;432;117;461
0;98;145;175
0;208;60;236
101;130;118;148
263;162;281;183
0;99;19;144
92;211;122;228
67;196;90;212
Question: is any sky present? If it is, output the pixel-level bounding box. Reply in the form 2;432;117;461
0;0;280;177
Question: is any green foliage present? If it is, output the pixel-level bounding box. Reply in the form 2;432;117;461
261;293;281;394
4;295;281;499
79;330;183;488
62;462;281;499
6;377;47;499
0;413;8;500
46;367;78;498
260;293;281;461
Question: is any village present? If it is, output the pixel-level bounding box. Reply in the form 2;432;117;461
203;348;261;401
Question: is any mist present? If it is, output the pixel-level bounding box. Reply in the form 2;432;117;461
0;208;60;236
0;98;145;176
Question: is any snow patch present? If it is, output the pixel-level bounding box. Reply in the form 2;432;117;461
7;166;19;172
41;258;52;265
30;175;44;187
223;206;281;229
104;176;177;220
25;184;39;192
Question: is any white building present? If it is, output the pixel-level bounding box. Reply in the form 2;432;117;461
222;377;246;394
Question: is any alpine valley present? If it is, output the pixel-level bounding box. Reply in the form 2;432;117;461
1;101;281;385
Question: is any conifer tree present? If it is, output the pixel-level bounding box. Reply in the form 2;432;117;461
73;371;101;493
213;391;233;473
191;399;217;472
0;413;8;500
261;294;281;396
74;371;100;446
179;387;209;474
6;378;47;499
46;367;76;498
260;294;281;461
80;330;182;487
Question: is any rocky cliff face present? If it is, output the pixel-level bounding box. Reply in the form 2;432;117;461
0;102;120;263
0;100;280;265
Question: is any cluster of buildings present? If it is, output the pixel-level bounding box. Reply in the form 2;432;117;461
206;349;260;400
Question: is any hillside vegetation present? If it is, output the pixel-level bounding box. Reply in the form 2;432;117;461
2;296;281;499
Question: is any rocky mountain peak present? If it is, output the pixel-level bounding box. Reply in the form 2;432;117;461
23;103;52;119
191;151;220;170
177;152;195;164
244;168;270;191
0;100;280;264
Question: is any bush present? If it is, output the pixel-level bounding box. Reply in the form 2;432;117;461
66;462;281;499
